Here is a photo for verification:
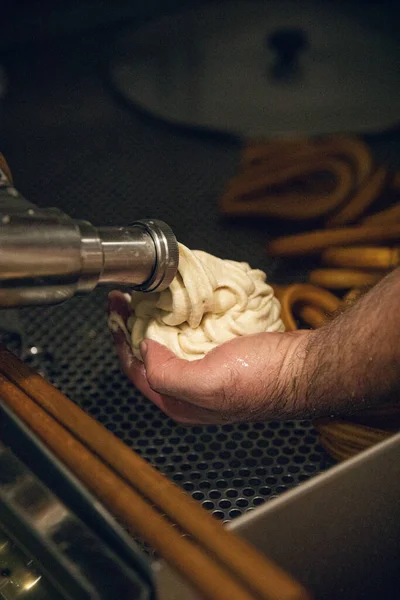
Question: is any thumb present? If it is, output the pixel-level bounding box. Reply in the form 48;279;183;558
140;340;218;405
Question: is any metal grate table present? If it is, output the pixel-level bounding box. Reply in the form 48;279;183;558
0;31;333;535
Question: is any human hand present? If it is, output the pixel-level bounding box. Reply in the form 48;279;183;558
108;291;310;424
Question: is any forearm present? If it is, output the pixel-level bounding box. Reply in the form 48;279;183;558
301;268;400;415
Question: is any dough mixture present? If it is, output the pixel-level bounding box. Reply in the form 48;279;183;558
109;244;284;361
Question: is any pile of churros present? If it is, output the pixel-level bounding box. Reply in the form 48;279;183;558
220;135;400;462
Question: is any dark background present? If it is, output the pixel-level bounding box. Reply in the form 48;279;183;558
0;0;399;528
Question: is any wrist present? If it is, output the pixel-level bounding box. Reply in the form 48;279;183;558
267;331;313;419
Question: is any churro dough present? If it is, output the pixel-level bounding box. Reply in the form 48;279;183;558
109;244;284;361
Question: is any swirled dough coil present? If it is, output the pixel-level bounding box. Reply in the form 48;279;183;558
110;244;284;361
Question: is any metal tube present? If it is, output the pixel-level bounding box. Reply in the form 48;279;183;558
0;156;179;307
0;186;179;307
97;226;156;287
97;219;179;293
0;213;82;281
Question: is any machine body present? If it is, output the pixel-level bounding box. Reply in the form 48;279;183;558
0;156;179;308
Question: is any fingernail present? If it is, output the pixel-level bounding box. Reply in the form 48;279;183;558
140;341;148;359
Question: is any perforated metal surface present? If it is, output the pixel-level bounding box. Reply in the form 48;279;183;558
0;32;332;532
15;293;330;523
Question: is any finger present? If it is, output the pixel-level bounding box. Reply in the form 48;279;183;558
108;290;131;321
113;333;224;423
112;330;161;401
112;330;142;379
140;340;222;406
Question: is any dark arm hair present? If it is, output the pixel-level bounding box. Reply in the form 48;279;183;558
300;268;400;416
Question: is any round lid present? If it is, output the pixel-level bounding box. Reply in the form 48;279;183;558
110;0;400;138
